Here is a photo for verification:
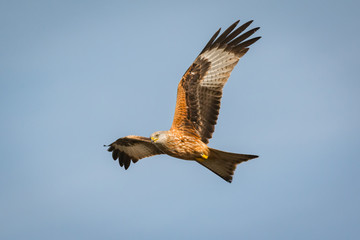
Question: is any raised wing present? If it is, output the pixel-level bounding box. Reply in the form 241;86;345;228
171;20;261;143
107;135;163;169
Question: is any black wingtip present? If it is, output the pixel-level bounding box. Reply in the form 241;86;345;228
252;27;260;33
230;20;240;28
200;20;261;56
213;20;242;45
200;27;222;54
107;145;114;152
233;36;261;52
112;149;119;160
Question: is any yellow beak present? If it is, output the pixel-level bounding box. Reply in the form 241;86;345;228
151;137;158;142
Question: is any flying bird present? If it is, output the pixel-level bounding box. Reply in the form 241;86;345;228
107;20;260;183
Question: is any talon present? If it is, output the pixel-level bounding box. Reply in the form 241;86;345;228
195;153;208;161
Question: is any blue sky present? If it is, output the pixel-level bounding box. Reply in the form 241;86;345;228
1;0;359;239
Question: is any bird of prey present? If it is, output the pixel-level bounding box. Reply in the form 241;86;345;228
107;20;260;183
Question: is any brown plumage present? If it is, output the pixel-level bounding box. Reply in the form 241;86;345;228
107;20;260;183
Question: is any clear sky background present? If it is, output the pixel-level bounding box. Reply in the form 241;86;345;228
1;0;359;239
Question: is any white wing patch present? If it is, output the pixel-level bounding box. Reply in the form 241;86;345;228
199;47;239;88
113;141;156;161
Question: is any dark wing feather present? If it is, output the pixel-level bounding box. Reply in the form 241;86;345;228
107;135;163;170
171;20;261;143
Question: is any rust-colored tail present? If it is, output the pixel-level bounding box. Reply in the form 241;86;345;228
197;148;258;183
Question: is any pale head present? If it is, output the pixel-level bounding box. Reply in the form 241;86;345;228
150;131;168;144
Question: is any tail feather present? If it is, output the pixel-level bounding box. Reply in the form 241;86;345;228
197;148;258;183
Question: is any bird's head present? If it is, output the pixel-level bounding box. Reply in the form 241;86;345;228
150;131;168;144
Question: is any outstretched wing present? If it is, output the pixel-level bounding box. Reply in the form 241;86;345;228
171;20;261;143
107;135;163;170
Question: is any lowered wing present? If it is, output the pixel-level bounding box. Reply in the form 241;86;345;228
107;135;163;169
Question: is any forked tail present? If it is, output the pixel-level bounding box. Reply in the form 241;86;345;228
197;148;258;183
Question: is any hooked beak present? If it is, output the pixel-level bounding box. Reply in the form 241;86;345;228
151;137;158;142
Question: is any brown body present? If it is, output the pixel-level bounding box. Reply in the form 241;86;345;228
155;130;209;160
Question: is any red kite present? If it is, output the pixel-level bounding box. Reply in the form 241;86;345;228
107;20;260;182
